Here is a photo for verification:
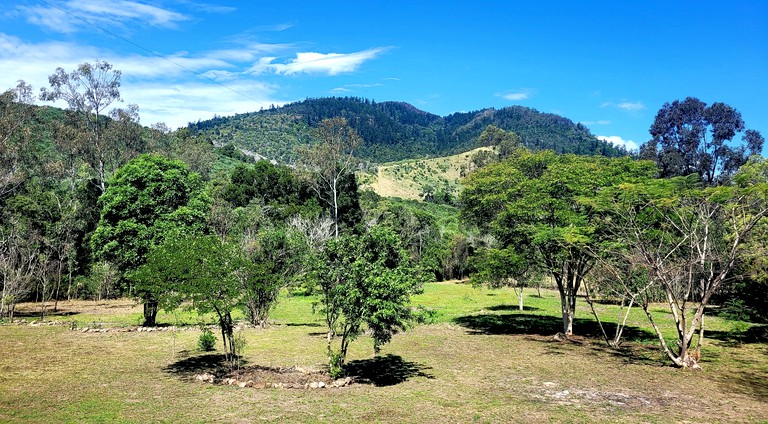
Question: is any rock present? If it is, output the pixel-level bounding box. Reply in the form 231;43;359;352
195;373;215;383
331;377;353;388
553;332;567;342
317;382;326;388
309;382;320;389
81;328;89;333
252;381;267;389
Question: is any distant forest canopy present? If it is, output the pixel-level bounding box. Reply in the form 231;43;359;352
186;97;629;164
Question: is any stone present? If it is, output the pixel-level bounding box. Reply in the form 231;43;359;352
331;377;353;388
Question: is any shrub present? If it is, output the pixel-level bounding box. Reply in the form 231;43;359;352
198;327;216;351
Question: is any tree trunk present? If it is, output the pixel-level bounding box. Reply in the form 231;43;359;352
143;300;159;326
562;307;574;335
517;287;524;311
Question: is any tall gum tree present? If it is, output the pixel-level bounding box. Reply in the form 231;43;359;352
460;149;657;336
40;61;122;193
298;117;362;238
640;97;764;185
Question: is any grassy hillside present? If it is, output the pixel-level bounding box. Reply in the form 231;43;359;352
360;147;492;201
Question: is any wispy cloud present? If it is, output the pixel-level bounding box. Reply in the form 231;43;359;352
251;47;390;76
580;120;611;125
498;88;534;101
598;135;639;152
18;0;189;33
330;82;384;93
601;100;646;112
617;101;645;111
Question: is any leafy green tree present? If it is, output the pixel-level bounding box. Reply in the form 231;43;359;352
131;236;246;360
222;161;319;219
640;97;764;185
471;246;530;310
314;227;423;376
241;226;304;327
91;154;209;325
461;149;657;335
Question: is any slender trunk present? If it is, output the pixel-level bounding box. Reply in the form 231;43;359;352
584;280;611;346
332;178;339;239
643;303;682;366
518;287;524;311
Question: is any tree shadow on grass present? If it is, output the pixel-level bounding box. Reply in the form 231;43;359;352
704;324;768;346
452;312;656;343
280;322;323;327
13;309;80;318
344;354;434;387
164;354;248;380
486;304;540;312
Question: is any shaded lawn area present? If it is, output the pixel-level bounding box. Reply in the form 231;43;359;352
0;283;766;423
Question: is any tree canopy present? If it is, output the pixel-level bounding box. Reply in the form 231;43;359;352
90;154;209;325
461;149;657;335
640;97;764;185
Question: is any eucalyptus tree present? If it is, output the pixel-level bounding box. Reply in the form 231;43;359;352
0;81;35;201
40;61;123;193
298;117;362;238
640;97;763;185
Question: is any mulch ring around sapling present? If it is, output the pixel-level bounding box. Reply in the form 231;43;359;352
195;365;354;389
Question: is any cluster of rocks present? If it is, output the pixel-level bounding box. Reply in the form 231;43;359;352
14;320;64;326
78;326;179;333
193;373;353;390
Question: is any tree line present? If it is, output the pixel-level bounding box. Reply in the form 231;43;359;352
2;61;766;372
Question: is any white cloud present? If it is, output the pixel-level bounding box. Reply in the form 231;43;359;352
252;47;389;76
601;100;646;112
330;82;384;94
18;0;189;33
580;120;611;125
617;101;645;111
124;80;282;129
597;135;639;152
498;89;534;101
0;33;285;129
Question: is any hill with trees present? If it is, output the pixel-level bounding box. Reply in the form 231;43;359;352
186;97;629;164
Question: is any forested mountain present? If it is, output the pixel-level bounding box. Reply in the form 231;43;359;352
187;97;628;164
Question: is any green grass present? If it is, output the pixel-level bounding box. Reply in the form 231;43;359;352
1;283;767;423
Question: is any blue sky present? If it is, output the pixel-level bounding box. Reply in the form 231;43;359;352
1;1;766;153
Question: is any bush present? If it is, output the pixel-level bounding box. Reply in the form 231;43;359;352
198;327;216;351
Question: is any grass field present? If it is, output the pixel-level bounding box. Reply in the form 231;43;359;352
1;283;766;423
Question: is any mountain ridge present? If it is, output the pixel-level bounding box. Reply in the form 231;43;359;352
186;97;629;164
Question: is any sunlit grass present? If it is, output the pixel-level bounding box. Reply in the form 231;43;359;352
2;282;766;423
